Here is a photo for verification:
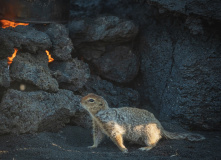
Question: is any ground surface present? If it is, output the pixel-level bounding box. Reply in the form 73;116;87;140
0;125;220;160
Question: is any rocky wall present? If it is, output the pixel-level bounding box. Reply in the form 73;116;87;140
69;0;221;130
0;0;220;136
0;20;140;134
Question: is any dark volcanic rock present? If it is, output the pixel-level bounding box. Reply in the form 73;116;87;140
160;35;221;130
69;16;138;45
0;89;81;135
50;58;90;91
0;26;52;55
76;42;106;61
140;29;173;111
92;46;139;83
44;24;73;61
0;39;14;59
147;0;221;21
0;59;10;88
80;75;140;108
70;0;102;18
140;21;221;130
10;51;59;92
70;109;92;129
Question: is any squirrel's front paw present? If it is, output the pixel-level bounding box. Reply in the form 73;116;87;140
122;148;128;154
88;145;97;149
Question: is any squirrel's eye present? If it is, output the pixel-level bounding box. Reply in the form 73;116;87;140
88;99;94;102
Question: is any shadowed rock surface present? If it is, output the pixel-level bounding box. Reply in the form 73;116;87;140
50;58;90;92
75;42;106;61
0;89;81;135
0;59;10;88
10;52;59;92
146;0;221;21
0;26;51;55
70;108;92;129
69;16;138;45
140;17;221;130
0;39;14;59
43;24;73;61
92;46;139;83
80;75;140;108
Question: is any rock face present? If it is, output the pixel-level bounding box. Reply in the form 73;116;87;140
70;0;101;18
70;109;92;129
67;0;221;130
69;16;138;45
0;0;220;134
0;89;81;135
69;16;139;83
0;59;10;88
10;52;59;92
147;0;221;21
80;76;140;108
140;28;174;111
50;59;90;91
0;39;14;59
44;24;73;61
140;19;221;130
92;46;139;83
0;26;52;55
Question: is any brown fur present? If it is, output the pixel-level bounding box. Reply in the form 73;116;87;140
81;93;205;153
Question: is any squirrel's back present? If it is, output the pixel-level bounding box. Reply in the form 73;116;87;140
96;107;161;126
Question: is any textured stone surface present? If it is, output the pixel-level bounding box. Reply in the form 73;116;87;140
0;89;81;135
44;24;73;61
80;75;140;108
70;109;92;129
0;39;14;59
69;0;152;21
147;0;221;21
69;16;138;45
50;59;90;91
10;52;59;92
70;0;102;18
92;46;139;83
160;35;221;130
75;42;106;61
0;59;10;88
0;26;52;56
140;28;173;111
140;20;221;130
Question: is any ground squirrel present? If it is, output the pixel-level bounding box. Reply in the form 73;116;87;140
81;93;205;153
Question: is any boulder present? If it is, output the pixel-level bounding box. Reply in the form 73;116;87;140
146;0;221;21
44;24;73;61
0;39;14;59
50;58;90;92
76;42;106;61
70;109;92;129
0;59;10;88
140;22;221;130
70;0;102;18
92;46;139;83
0;26;52;56
69;16;138;45
10;51;59;92
0;89;81;135
140;29;173;111
160;35;221;130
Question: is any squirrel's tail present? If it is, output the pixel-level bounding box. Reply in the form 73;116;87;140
162;130;205;141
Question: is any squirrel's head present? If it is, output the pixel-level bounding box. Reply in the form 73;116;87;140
81;93;109;115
